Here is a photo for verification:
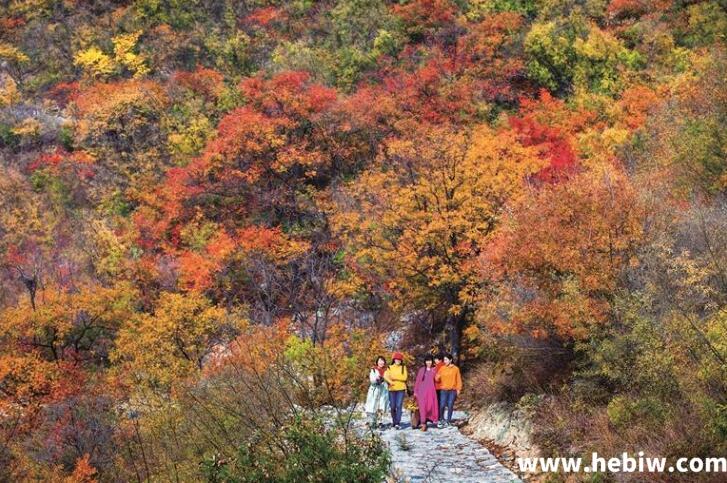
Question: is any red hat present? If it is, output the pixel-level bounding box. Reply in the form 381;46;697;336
392;352;404;361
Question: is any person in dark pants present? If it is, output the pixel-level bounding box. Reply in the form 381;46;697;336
436;353;462;427
384;352;408;429
433;353;444;411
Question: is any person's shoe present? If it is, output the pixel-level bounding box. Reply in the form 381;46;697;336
394;424;401;430
437;421;444;428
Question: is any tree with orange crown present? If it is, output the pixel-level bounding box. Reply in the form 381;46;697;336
329;123;544;358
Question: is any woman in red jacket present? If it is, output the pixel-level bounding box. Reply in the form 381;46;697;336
413;355;439;431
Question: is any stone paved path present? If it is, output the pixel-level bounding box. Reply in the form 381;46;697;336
356;409;522;482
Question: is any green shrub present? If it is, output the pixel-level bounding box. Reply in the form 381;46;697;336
524;14;641;95
200;415;390;483
0;123;18;148
606;395;667;428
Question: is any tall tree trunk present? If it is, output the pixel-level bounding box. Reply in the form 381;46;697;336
446;311;465;363
16;267;38;311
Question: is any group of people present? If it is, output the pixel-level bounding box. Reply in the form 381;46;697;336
364;352;463;431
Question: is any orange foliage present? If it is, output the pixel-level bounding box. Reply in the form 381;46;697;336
394;0;457;38
606;0;650;21
172;67;225;100
245;6;285;27
176;251;219;291
240;71;337;119
73;79;167;117
66;454;98;483
479;166;644;339
211;319;292;375
27;147;95;180
614;85;660;129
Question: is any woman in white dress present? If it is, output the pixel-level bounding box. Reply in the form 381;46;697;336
364;356;390;429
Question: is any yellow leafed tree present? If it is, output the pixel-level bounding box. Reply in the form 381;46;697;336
328;124;544;355
113;292;244;390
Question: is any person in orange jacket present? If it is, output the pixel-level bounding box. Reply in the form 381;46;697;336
436;353;462;427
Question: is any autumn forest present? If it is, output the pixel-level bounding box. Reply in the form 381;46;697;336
0;0;726;481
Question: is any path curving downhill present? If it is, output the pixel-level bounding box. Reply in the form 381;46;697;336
357;409;522;482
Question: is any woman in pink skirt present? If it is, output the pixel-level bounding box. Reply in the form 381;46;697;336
413;354;439;431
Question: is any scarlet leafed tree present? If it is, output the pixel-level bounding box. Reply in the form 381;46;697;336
338;54;488;176
328;123;544;357
136;71;346;247
477;165;645;340
338;11;529;142
509;89;598;182
133;71;376;330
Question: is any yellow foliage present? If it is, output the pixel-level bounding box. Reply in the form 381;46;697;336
330;124;544;314
86;217;132;278
113;292;244;391
0;42;29;64
0;74;20;107
73;79;168;190
74;47;116;79
11;117;41;137
113;31;150;78
74;31;149;80
0;282;137;365
166;116;214;159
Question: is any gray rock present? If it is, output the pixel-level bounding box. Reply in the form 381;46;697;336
464;402;540;460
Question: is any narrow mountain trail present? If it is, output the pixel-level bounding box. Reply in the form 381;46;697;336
356;409;522;482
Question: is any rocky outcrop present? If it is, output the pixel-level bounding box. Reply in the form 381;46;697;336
462;402;540;465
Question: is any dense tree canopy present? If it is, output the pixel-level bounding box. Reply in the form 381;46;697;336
0;0;725;480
